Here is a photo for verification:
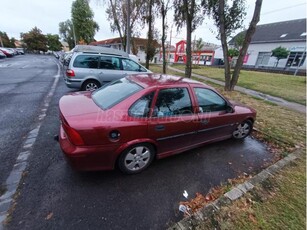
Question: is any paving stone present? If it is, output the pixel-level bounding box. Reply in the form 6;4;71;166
237;181;254;193
224;188;243;201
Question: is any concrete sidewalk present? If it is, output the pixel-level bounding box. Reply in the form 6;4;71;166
168;66;306;114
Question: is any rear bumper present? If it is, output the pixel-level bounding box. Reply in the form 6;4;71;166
64;77;82;89
59;126;119;171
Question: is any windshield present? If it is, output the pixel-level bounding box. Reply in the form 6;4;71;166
92;78;143;110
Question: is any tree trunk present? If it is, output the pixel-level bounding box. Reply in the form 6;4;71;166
109;0;124;49
145;0;153;69
218;0;231;91
230;0;262;90
161;3;167;74
184;0;193;78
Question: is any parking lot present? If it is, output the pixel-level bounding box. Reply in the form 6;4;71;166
0;55;275;230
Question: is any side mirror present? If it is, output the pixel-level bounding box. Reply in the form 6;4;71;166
226;104;234;113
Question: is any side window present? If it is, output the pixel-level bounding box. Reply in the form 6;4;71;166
129;92;154;118
153;88;193;117
122;58;145;72
73;55;99;69
99;56;121;70
194;88;227;112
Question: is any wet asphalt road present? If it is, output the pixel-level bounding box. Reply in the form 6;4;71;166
2;55;274;230
0;55;57;186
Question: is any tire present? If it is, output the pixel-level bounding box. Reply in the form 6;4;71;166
118;143;155;174
82;80;101;91
232;120;253;139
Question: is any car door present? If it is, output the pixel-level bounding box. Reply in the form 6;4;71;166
72;54;100;81
193;87;237;144
148;87;199;157
98;55;126;84
121;58;150;74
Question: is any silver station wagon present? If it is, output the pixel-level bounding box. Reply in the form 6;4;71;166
63;45;152;91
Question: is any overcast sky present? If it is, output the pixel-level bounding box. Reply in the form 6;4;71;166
1;0;306;45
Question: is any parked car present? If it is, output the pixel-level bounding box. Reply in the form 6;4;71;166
0;50;6;59
63;45;152;91
0;48;14;57
59;74;256;174
16;48;25;55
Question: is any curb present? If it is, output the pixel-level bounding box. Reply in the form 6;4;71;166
168;149;303;230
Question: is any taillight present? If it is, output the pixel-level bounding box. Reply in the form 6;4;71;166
62;121;84;146
66;69;75;77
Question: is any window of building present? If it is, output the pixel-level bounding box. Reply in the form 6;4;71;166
286;52;306;67
255;52;271;66
300;32;307;36
280;33;288;38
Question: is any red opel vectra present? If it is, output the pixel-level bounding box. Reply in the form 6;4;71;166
59;74;256;174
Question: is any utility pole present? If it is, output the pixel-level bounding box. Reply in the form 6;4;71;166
126;0;131;54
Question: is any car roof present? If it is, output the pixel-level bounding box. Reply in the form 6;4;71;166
72;45;129;58
127;74;211;89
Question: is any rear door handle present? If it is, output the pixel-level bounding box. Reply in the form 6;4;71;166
155;125;165;131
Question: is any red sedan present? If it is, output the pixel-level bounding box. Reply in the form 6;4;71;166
59;74;256;174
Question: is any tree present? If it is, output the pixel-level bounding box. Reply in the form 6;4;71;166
0;32;11;47
195;38;204;52
271;46;289;67
143;0;160;68
71;0;99;44
9;38;16;48
159;0;172;73
46;34;62;51
59;20;75;49
203;0;262;91
228;48;239;58
21;27;48;52
105;0;145;51
173;0;203;78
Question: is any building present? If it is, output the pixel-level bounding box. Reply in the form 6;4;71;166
90;37;160;63
226;18;306;70
161;40;219;65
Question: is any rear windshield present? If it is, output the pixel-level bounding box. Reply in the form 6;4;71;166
92;78;143;109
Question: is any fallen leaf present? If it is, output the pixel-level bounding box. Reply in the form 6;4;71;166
249;213;257;224
45;212;53;220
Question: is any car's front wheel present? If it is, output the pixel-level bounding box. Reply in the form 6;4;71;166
118;143;155;174
232;120;253;139
82;80;101;91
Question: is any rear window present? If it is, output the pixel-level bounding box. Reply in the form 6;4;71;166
92;78;143;109
73;55;99;69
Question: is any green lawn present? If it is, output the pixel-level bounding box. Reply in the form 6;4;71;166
171;64;306;105
198;154;306;230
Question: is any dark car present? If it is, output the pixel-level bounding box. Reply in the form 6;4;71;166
59;74;256;174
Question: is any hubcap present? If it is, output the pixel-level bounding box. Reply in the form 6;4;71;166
85;83;98;91
124;146;151;171
233;123;250;139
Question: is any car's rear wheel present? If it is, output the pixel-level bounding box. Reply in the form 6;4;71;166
118;143;155;174
82;80;101;91
232;120;253;139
